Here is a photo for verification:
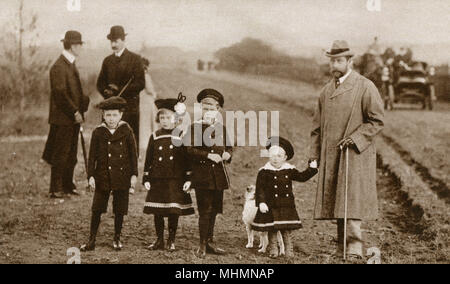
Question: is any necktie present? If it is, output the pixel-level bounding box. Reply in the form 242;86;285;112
335;79;340;89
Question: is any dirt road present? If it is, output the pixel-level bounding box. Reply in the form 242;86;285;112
0;67;447;263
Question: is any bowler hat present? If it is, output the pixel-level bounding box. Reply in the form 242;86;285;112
107;25;127;41
60;30;84;44
265;136;294;161
197;88;224;107
96;96;127;110
325;40;354;58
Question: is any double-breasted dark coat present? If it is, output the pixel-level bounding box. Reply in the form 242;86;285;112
97;49;145;143
87;121;138;192
184;121;233;191
252;163;318;231
309;70;385;220
142;128;194;216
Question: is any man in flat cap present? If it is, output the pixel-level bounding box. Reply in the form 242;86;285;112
42;30;90;198
97;25;145;146
309;40;385;261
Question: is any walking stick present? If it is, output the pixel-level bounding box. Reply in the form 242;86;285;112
117;76;134;97
343;146;349;261
79;126;89;189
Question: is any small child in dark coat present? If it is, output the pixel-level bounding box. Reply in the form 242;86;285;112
80;96;138;252
252;136;317;258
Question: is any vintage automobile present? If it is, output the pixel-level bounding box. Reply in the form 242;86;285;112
390;61;435;110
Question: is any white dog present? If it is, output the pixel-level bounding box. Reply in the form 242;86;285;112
242;185;285;255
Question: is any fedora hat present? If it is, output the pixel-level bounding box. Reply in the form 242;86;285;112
60;30;84;44
325;40;354;58
107;25;127;41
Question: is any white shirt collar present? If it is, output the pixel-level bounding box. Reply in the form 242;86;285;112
115;48;126;57
62;50;76;64
339;69;352;84
260;162;296;171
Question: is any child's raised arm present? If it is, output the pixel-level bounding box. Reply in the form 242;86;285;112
290;167;318;182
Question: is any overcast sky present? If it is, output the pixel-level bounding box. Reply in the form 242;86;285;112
1;0;449;54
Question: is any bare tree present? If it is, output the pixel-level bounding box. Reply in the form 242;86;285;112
0;0;51;112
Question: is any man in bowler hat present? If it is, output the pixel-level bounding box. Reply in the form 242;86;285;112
97;25;145;146
42;30;90;198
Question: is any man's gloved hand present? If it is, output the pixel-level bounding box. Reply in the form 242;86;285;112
104;84;119;98
337;137;355;150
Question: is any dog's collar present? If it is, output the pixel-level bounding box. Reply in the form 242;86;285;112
259;162;296;171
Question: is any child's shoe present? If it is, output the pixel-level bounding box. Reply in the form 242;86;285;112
113;235;123;251
80;235;96;252
167;240;176;251
148;238;164;250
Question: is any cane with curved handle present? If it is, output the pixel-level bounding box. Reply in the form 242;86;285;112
343;146;349;261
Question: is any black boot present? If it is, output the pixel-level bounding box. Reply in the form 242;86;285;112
167;215;179;251
80;212;101;252
148;215;165;250
113;214;124;251
205;214;226;255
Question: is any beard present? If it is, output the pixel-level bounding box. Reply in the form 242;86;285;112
332;70;345;79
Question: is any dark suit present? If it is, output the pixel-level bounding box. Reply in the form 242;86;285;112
96;49;145;144
42;54;89;194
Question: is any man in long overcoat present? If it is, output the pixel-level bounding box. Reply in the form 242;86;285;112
97;25;145;145
42;30;90;198
309;40;385;259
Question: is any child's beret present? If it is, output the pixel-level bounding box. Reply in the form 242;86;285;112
265;136;294;160
96;96;127;110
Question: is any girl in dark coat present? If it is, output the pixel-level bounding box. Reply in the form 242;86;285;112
252;137;317;258
143;95;194;251
80;96;138;252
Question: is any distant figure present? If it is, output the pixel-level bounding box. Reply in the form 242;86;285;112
197;59;204;71
42;30;90;198
139;57;158;153
207;61;214;71
310;40;385;261
367;36;382;57
97;25;145;145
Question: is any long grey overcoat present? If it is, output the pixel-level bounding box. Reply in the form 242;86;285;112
310;71;385;220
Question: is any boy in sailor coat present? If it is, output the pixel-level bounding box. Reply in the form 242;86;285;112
80;97;138;252
183;89;233;257
143;95;194;251
252;137;317;258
